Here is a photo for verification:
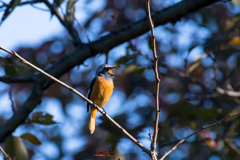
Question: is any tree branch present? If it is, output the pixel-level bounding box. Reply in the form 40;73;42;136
0;145;11;160
0;75;36;83
0;0;220;151
146;0;161;159
216;87;240;97
159;113;240;160
0;46;151;156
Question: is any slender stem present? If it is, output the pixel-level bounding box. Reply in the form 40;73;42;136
0;46;151;156
0;145;11;160
146;0;161;159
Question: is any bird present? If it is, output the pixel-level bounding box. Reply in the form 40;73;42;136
87;64;116;134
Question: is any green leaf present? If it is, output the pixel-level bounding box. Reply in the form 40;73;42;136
232;0;240;6
114;54;138;66
132;67;146;75
31;112;57;125
65;0;76;25
122;64;139;74
4;135;28;160
20;133;41;146
1;0;21;24
2;58;19;76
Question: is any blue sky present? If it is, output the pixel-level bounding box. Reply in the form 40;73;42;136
0;2;64;50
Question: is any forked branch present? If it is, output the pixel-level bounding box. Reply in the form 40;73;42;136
159;113;240;160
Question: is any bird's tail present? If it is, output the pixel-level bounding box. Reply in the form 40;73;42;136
89;107;97;134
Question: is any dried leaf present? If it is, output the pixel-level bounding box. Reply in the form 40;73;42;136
228;36;240;45
93;151;121;159
20;133;41;146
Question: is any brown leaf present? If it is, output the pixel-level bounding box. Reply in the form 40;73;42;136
93;151;121;160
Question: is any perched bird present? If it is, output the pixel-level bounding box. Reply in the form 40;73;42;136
87;64;116;134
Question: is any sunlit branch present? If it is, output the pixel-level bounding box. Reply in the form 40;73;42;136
216;87;240;97
0;46;151;156
159;113;240;160
146;0;161;160
0;145;11;160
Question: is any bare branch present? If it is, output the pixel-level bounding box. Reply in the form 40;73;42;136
0;145;11;160
159;113;240;160
0;46;151;156
146;0;161;159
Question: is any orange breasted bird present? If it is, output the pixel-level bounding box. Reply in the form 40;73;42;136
87;64;116;134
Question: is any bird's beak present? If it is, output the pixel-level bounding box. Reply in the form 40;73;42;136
109;66;117;75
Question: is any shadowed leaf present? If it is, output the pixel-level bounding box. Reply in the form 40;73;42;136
2;58;19;76
31;112;57;125
20;133;41;146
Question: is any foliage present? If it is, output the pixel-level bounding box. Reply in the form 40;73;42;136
0;0;240;160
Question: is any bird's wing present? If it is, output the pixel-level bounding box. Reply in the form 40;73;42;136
87;77;96;112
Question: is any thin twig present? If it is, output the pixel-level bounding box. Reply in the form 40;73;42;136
9;84;15;112
225;138;240;155
0;0;40;9
42;0;81;45
74;17;91;43
0;46;151;156
159;113;240;160
146;0;161;159
0;145;11;160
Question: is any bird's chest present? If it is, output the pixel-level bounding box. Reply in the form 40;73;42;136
90;77;113;107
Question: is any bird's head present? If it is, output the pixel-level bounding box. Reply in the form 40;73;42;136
95;64;116;81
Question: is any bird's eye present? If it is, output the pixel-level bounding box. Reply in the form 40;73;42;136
105;68;109;71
